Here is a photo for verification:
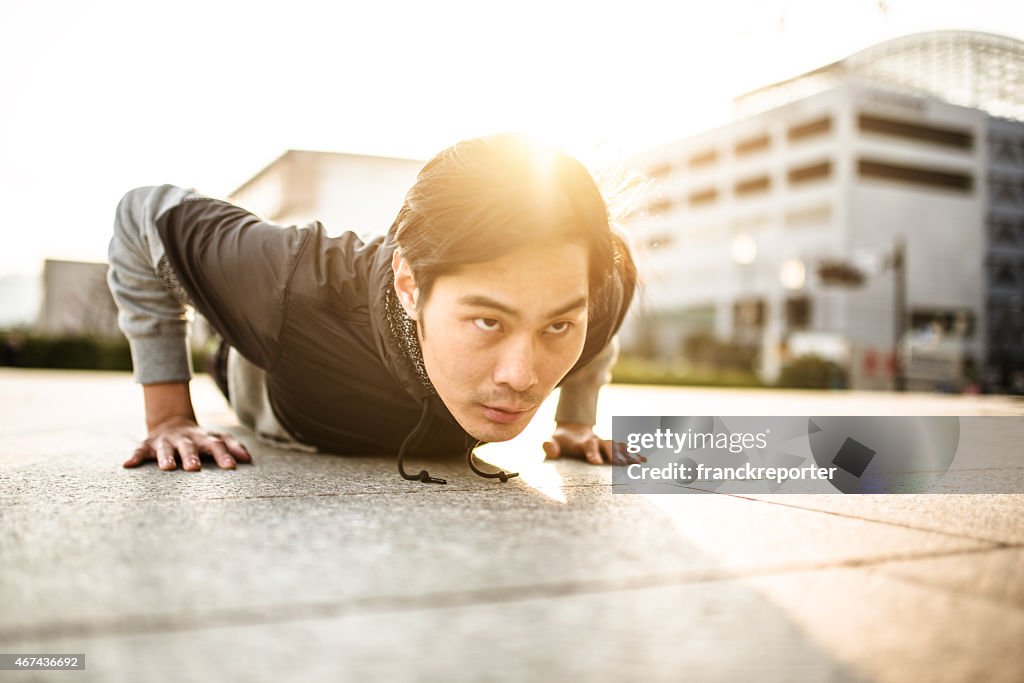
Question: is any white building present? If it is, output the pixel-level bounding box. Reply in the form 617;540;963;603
196;149;423;352
37;259;120;339
623;31;1024;392
227;149;424;235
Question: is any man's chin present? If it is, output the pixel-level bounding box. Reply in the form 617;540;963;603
445;401;541;443
465;421;529;443
460;411;535;443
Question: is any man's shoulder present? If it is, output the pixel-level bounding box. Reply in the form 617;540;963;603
287;226;391;311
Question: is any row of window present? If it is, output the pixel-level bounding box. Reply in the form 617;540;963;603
645;116;834;179
646;160;834;213
859;115;973;150
646;155;976;213
859;159;973;192
646;112;975;180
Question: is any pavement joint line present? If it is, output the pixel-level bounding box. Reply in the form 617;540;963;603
176;482;615;501
0;489;491;507
0;479;616;507
864;552;1024;611
2;543;1016;643
707;491;1024;547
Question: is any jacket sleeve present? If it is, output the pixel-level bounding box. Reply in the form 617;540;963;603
107;185;201;384
153;188;310;373
107;184;308;384
554;335;619;426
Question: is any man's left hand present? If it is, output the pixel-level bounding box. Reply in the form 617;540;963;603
543;423;647;466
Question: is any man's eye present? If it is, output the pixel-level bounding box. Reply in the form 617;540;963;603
473;318;501;332
545;321;573;334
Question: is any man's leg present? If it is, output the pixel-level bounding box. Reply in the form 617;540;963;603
209;338;231;401
225;346;317;452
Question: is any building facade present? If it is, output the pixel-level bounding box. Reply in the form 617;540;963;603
623;31;1024;393
37;259;120;339
227;149;424;236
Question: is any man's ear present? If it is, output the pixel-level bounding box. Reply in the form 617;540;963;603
391;251;419;320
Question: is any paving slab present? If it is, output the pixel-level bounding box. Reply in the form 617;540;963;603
1;478;992;639
594;384;1024;417
740;494;1024;545
867;546;1024;607
2;368;1022;682
4;565;1022;683
740;565;1024;683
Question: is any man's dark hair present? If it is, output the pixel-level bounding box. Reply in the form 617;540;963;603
390;133;637;318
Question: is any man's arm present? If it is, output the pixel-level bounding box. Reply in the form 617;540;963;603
545;337;644;466
107;185;197;385
108;185;251;470
554;336;619;427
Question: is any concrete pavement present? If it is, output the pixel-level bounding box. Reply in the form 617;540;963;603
1;368;1022;682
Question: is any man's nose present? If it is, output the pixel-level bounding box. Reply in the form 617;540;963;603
493;336;539;393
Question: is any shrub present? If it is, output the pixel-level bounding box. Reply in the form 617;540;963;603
776;354;847;389
611;355;764;388
682;331;758;372
1;330;211;374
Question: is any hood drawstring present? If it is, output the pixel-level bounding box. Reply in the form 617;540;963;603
466;439;519;483
397;400;446;484
396;400;520;484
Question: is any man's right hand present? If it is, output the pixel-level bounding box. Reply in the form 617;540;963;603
123;416;253;471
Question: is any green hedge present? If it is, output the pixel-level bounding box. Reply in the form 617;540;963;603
611;355;764;388
3;331;840;391
1;331;211;373
612;353;850;390
775;354;848;389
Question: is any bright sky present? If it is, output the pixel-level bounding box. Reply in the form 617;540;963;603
0;0;1021;277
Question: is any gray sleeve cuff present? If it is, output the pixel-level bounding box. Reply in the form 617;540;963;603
108;185;200;384
555;337;620;425
128;333;194;384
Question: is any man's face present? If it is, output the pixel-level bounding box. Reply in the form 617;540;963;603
395;241;589;442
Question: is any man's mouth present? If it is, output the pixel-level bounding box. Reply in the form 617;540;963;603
480;404;532;424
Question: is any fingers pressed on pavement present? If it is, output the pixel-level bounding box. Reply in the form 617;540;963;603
543;440;560;460
603;441;638;466
584;439;603;465
219;434;252;463
155;441;177;471
123;445;152;468
202;436;236;469
175;439;201;471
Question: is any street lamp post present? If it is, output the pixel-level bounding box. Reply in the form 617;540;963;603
817;236;908;392
888;236;907;392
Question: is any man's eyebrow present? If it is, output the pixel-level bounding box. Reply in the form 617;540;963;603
457;295;588;320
